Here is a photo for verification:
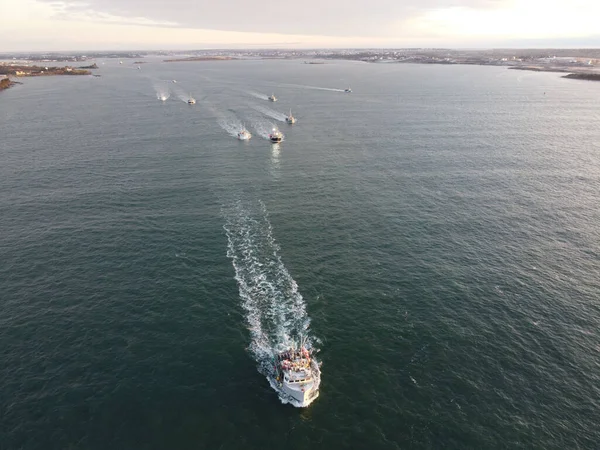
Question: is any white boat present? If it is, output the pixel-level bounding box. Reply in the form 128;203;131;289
268;128;283;143
273;345;320;407
172;80;177;83
344;87;352;93
285;109;296;124
188;94;196;104
237;128;252;140
268;93;277;102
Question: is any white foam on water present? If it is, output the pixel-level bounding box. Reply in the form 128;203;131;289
248;91;269;100
171;85;195;103
248;119;283;141
223;199;320;407
215;110;244;138
280;82;345;92
152;80;171;101
251;104;287;122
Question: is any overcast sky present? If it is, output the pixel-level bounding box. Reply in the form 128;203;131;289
1;0;599;51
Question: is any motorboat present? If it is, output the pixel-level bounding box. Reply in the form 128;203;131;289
273;345;320;407
285;109;296;124
268;129;283;143
237;128;252;140
188;94;196;104
344;87;352;93
268;93;277;102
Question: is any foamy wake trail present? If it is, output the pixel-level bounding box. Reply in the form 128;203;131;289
281;82;345;92
247;117;283;141
204;104;244;138
248;91;269;100
223;199;319;405
172;85;195;103
153;81;171;101
252;104;287;122
217;115;244;138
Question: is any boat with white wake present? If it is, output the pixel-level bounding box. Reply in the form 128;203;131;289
268;129;283;143
237;127;252;140
273;345;320;406
285;109;296;124
268;93;277;102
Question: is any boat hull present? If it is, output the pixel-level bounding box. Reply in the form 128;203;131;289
281;382;319;407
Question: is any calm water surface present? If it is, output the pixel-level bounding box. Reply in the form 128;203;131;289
1;59;599;449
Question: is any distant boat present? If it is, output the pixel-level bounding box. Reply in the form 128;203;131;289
119;61;123;65
344;87;352;93
268;93;277;102
285;109;296;124
188;94;196;104
172;79;177;83
237;127;252;141
269;128;283;143
137;66;141;70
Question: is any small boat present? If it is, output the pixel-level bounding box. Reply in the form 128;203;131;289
268;93;277;102
268;129;283;143
273;344;320;407
172;79;177;83
188;94;196;104
344;87;352;93
285;109;296;124
237;128;252;140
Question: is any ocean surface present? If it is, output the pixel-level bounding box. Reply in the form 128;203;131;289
1;58;599;449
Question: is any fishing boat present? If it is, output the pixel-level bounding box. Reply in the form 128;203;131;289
268;93;277;102
268;129;283;143
273;344;320;407
285;109;296;124
237;127;252;140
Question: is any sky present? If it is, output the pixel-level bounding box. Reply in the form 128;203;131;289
0;0;599;51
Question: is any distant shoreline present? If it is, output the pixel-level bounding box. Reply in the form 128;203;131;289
0;77;14;91
164;56;236;62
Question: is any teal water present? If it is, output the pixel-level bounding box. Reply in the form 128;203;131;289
1;59;599;449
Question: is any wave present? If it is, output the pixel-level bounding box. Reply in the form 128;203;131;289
223;199;319;406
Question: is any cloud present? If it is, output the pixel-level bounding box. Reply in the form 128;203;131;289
39;0;510;36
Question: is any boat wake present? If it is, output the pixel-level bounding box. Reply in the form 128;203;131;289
251;104;287;122
152;81;171;102
223;199;320;407
171;85;195;103
247;118;282;141
282;83;345;93
247;91;269;101
216;111;244;138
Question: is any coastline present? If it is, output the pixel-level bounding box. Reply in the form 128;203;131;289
0;77;14;91
562;72;600;81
